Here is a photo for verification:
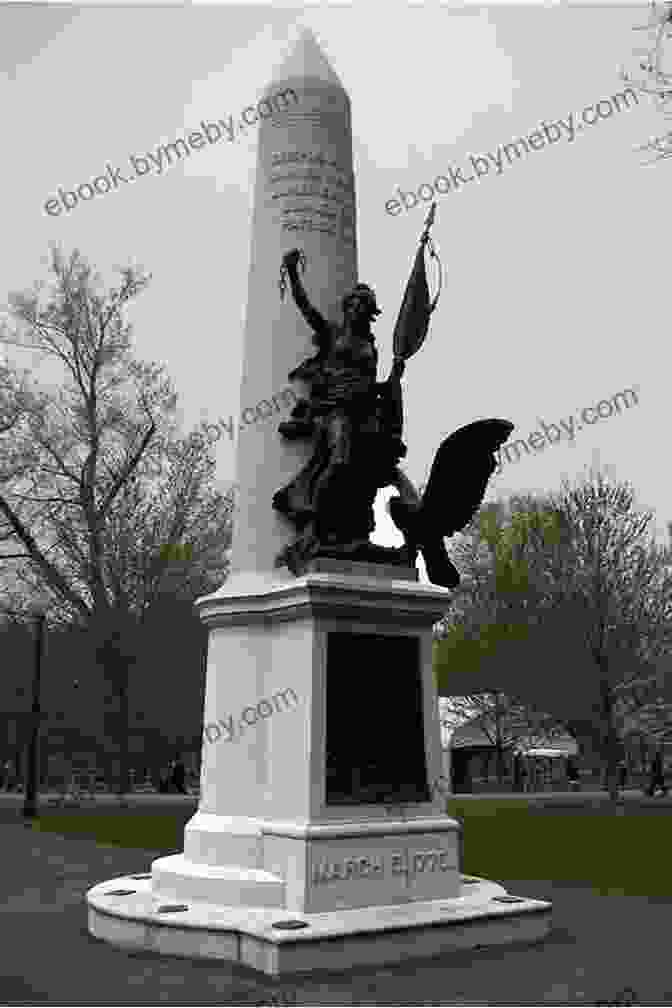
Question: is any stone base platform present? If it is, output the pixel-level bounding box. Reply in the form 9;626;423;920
87;874;552;976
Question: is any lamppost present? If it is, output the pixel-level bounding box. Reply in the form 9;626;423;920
0;601;48;813
22;599;49;819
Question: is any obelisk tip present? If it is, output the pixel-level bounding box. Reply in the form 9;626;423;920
267;24;346;90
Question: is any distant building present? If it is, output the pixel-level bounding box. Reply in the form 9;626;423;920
440;700;576;793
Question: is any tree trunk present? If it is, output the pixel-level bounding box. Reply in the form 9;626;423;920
495;742;505;786
600;680;620;804
493;692;505;786
95;618;135;800
116;673;130;798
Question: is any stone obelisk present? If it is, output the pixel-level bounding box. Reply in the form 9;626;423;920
87;28;552;975
228;25;358;595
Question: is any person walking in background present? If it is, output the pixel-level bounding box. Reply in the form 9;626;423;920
513;752;527;792
617;760;627;789
647;748;668;797
170;756;187;795
566;756;580;792
4;759;16;792
158;763;171;793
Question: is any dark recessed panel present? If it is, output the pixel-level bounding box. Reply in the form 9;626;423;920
325;632;430;805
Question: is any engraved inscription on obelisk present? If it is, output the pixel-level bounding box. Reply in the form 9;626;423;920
229;27;359;583
270;150;355;244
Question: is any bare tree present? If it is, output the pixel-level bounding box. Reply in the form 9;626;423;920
0;362;35;566
620;0;672;162
0;247;232;794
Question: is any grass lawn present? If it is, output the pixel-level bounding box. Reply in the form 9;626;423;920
30;808;192;853
28;798;672;900
447;797;672;898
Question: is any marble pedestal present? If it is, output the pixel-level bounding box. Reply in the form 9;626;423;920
86;563;551;974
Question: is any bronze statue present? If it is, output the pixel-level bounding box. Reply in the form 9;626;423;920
273;204;514;586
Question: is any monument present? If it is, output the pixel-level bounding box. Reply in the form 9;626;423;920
87;26;552;975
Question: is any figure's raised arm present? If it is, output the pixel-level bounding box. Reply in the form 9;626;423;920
281;249;330;350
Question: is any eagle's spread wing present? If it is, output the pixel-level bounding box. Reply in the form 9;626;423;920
421;419;514;538
421;543;461;588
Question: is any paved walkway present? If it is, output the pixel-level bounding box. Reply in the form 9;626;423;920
0;804;670;1004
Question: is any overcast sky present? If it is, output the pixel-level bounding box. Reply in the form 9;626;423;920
0;1;667;578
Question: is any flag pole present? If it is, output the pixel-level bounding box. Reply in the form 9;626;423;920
391;200;441;368
420;202;442;313
420;202;436;246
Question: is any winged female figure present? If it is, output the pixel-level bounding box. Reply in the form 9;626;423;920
272;204;514;586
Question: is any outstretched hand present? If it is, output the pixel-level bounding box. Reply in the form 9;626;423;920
282;248;303;271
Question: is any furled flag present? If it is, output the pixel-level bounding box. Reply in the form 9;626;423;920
392;201;442;362
384;202;443;443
